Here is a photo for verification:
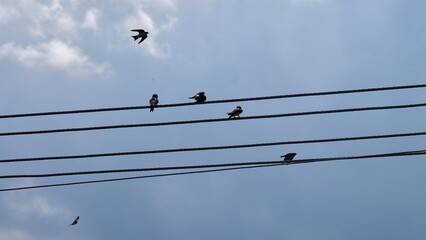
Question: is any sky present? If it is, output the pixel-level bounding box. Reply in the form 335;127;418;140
0;0;426;239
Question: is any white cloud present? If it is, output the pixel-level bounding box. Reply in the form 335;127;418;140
121;2;178;59
0;229;32;240
0;191;74;240
82;8;100;30
0;0;179;65
131;0;177;11
18;0;79;39
3;193;70;218
292;0;330;6
0;5;20;24
0;40;111;76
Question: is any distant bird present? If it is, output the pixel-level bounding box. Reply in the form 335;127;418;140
227;106;243;118
70;216;79;226
281;153;296;165
131;29;148;44
149;94;159;112
189;92;206;103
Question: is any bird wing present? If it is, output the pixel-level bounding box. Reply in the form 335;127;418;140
131;29;143;32
150;98;158;105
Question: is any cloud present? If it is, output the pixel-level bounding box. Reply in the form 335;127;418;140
0;40;111;76
291;0;330;6
0;0;179;70
82;8;100;30
143;0;177;11
0;191;73;240
0;229;32;240
15;0;79;39
121;2;178;58
0;5;20;24
3;192;70;218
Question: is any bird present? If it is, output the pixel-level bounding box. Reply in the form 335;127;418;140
227;106;243;118
149;94;159;112
70;216;79;226
131;29;148;44
189;92;206;103
281;153;296;165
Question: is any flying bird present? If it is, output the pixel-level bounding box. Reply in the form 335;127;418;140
281;153;296;165
131;29;148;44
70;216;79;226
149;94;159;112
189;92;207;103
227;106;243;118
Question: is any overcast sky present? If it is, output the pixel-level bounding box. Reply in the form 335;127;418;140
0;0;426;239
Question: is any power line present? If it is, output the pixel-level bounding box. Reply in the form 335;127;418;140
1;83;425;119
1;131;425;163
1;149;425;192
290;150;426;164
1;102;425;137
1;149;425;179
0;164;283;192
0;160;284;179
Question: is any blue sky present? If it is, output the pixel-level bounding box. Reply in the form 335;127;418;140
0;0;425;239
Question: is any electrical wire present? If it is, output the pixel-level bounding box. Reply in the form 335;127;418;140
0;164;283;192
1;83;425;119
1;102;425;137
1;131;425;163
290;149;426;164
0;160;284;179
1;149;425;192
0;149;425;179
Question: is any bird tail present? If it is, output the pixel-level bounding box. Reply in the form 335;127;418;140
132;35;139;41
188;96;195;99
150;107;154;112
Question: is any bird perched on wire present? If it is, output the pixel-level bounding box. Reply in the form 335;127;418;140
149;94;159;112
69;216;79;226
131;29;148;44
281;153;296;165
227;106;243;118
189;92;206;103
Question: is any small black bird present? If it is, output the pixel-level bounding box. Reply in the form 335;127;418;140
131;29;148;44
281;153;296;165
189;92;206;103
149;94;159;112
70;216;79;226
227;106;243;118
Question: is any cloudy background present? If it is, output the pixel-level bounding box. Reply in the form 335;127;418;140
0;0;425;239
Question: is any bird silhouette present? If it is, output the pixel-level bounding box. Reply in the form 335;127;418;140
281;153;296;165
149;94;159;112
70;216;79;226
227;106;243;118
189;92;206;103
131;29;148;44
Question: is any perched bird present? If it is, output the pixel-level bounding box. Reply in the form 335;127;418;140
70;216;79;226
149;94;159;112
281;153;296;165
189;92;206;103
131;29;148;44
227;106;243;118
